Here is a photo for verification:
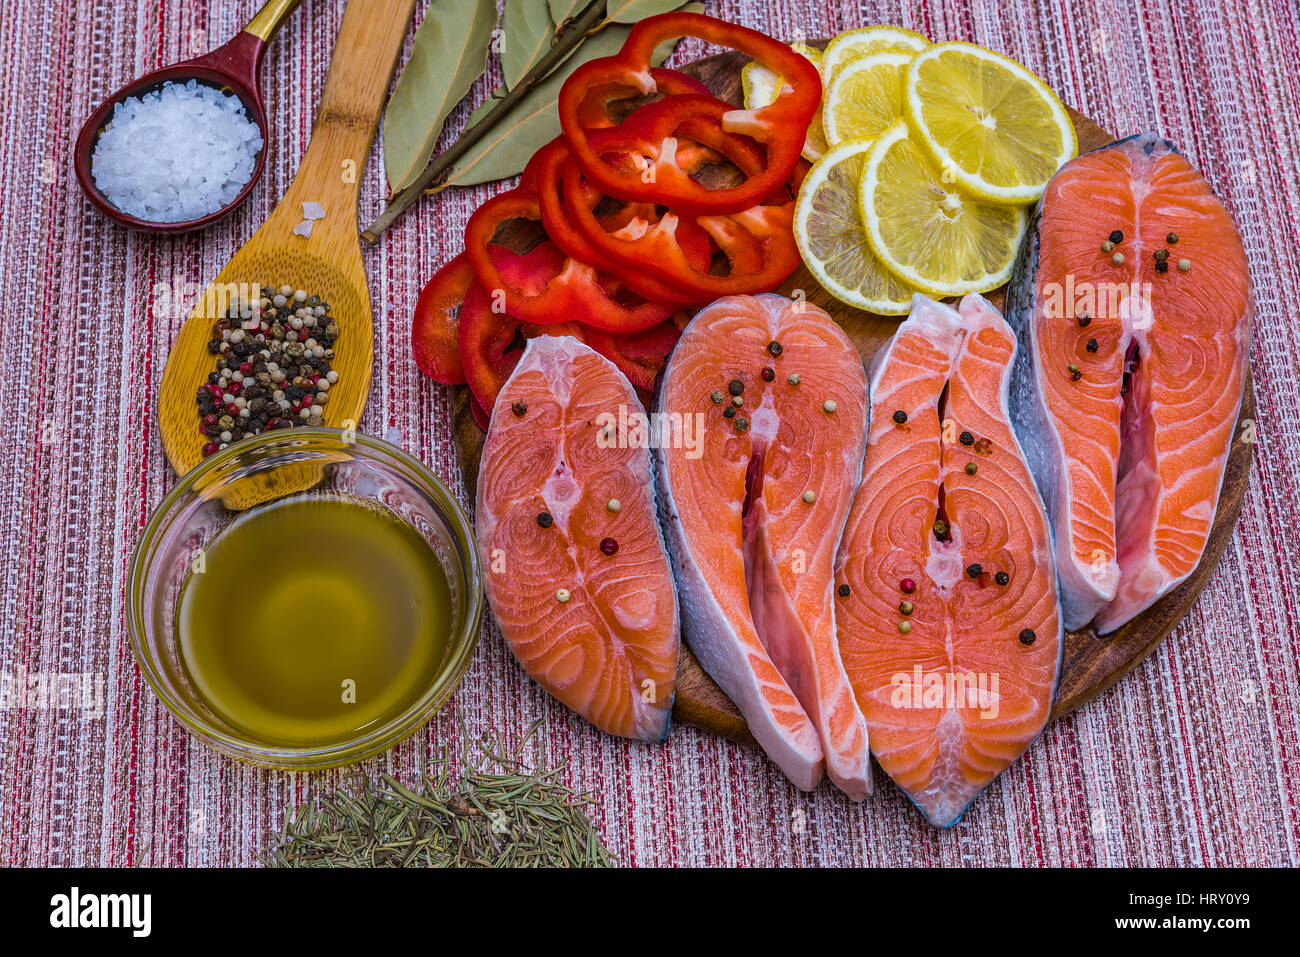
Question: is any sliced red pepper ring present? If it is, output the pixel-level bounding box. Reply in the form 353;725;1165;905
605;93;770;179
458;243;679;421
412;252;473;385
558;11;821;214
574;67;710;129
561;149;799;302
574;67;722;171
568;92;793;215
550;106;783;301
568;100;804;300
598;199;660;232
463;178;676;333
469;393;492;431
534;137;715;306
700;202;802;296
584;318;684;392
458;243;588;414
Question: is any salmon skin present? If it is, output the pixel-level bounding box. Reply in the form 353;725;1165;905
656;294;872;799
836;294;1063;827
1007;133;1252;633
476;336;679;741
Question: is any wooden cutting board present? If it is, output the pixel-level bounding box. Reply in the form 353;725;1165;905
448;47;1255;745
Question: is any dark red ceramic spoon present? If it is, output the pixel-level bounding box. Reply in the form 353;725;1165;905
74;0;302;234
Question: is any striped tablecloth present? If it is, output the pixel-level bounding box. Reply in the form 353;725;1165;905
1;0;1297;867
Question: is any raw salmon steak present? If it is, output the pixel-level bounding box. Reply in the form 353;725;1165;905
1007;133;1252;632
657;294;872;799
836;294;1062;827
476;336;679;741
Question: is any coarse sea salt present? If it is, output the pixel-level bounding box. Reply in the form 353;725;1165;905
91;80;263;223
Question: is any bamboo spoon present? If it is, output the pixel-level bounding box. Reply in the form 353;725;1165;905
158;0;417;480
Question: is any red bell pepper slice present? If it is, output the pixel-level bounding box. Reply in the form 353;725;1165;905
574;66;722;172
563;156;783;301
566;159;801;300
558;11;820;215
458;243;589;415
464;176;677;333
469;393;492;431
411;252;473;384
549;104;781;302
584;318;684;392
574;66;710;129
533;136;715;306
558;102;802;301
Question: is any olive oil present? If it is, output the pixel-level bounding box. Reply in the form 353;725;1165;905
178;495;451;748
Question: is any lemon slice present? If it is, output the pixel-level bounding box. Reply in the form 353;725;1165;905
790;42;823;63
903;42;1077;204
822;50;915;148
740;59;780;110
741;43;828;161
795;138;919;314
821;25;929;81
859;120;1026;296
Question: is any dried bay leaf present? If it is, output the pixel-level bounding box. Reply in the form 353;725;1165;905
444;2;704;188
606;0;699;24
547;0;589;30
383;0;499;192
502;0;557;90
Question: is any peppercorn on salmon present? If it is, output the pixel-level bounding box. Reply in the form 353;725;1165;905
1006;133;1252;633
656;294;872;799
835;294;1062;827
476;336;679;741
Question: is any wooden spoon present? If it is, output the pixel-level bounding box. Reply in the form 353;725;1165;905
158;0;417;479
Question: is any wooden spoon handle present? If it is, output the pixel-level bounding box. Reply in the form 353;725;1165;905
291;0;417;209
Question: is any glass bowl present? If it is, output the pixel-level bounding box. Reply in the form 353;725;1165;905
127;427;482;768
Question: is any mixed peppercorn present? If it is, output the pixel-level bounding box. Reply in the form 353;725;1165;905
195;285;340;456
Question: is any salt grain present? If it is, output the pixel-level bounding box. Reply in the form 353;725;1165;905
90;80;263;223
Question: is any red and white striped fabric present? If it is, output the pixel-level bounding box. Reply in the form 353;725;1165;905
0;0;1297;866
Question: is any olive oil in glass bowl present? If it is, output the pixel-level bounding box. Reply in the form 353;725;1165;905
128;428;482;768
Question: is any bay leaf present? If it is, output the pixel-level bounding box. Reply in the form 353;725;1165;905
502;0;556;91
547;0;589;30
444;2;704;188
383;0;499;192
607;0;702;24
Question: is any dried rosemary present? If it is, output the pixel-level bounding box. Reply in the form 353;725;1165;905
262;721;614;868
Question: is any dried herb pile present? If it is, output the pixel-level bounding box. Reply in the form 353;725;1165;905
263;722;614;868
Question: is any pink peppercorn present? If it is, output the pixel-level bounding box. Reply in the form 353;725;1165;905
900;578;916;594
